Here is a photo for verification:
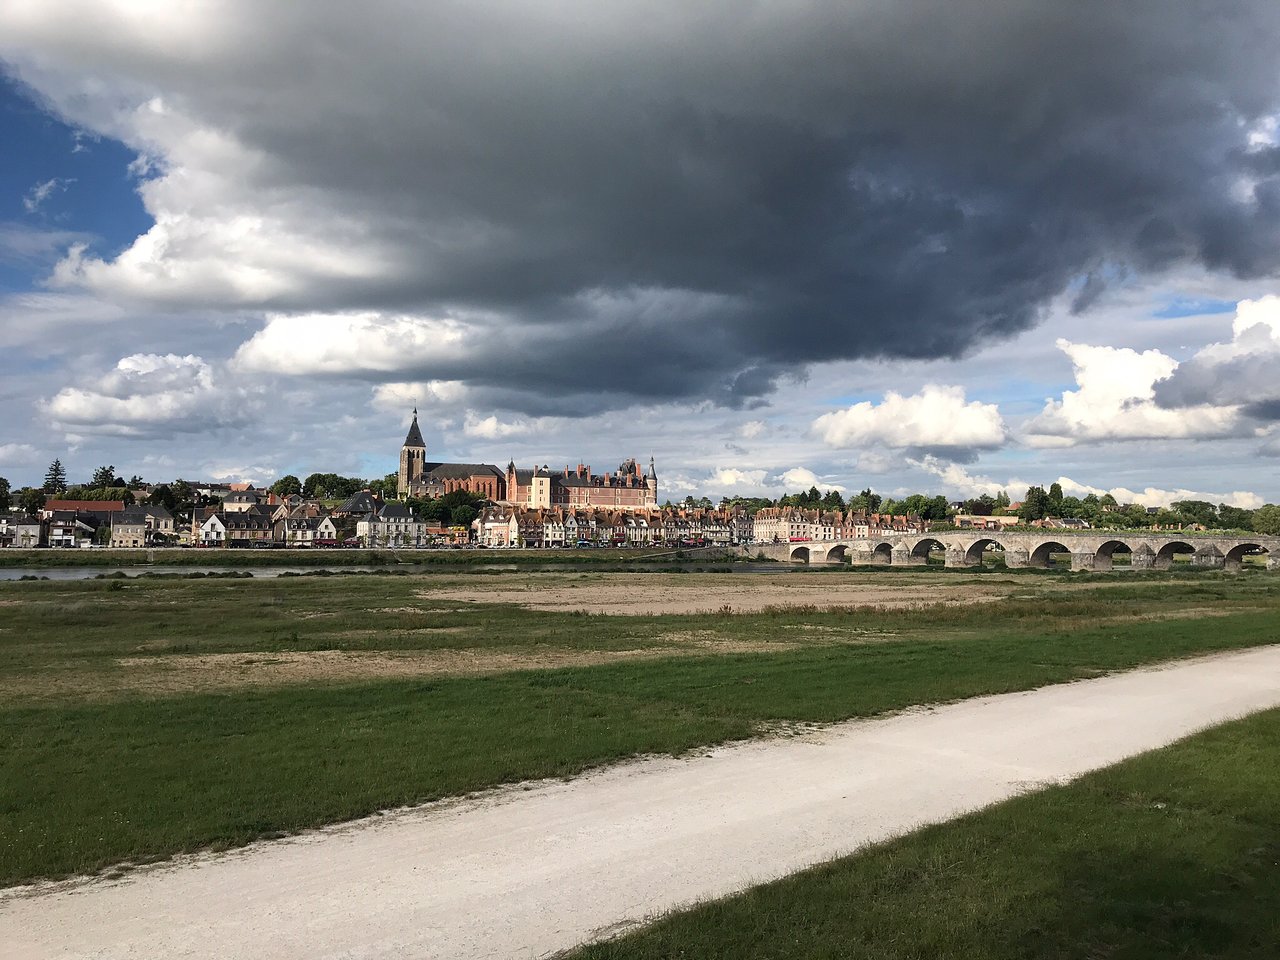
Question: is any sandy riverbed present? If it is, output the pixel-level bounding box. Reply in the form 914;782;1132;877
422;571;1019;614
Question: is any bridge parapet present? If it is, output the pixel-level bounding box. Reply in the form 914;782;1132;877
748;531;1280;572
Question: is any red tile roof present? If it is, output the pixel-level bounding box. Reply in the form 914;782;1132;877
43;500;127;513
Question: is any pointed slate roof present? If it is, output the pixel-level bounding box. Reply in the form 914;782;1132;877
403;410;426;448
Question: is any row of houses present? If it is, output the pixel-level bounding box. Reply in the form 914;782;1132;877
192;489;474;548
471;506;754;548
750;507;927;543
470;505;931;548
0;501;176;548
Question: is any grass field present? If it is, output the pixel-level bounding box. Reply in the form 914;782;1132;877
2;569;1278;886
572;706;1280;959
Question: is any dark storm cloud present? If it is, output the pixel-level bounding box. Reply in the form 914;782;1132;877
6;0;1280;407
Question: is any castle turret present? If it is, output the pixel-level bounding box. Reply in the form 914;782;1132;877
398;408;426;498
646;457;658;504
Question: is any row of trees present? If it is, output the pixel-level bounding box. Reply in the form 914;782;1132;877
709;481;1280;535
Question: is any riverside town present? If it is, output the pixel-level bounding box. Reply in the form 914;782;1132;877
2;409;1278;552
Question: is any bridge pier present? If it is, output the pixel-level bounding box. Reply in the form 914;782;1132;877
1192;551;1225;569
1002;547;1029;569
891;548;926;566
944;547;975;568
1130;548;1155;571
1070;552;1098;572
1269;556;1280;571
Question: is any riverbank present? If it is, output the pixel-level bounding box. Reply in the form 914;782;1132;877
0;546;739;569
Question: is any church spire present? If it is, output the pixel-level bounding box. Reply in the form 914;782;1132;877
403;408;425;449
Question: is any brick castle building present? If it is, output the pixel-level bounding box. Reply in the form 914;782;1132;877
396;409;658;510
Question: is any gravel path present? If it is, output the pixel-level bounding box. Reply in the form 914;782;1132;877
6;645;1280;960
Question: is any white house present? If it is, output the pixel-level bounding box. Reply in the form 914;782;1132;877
200;513;227;545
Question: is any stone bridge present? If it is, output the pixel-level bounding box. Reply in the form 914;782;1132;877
749;531;1280;572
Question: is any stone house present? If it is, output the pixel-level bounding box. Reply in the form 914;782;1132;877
109;507;150;548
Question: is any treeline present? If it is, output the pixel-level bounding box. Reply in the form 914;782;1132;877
715;482;1280;534
1015;484;1278;533
719;486;954;521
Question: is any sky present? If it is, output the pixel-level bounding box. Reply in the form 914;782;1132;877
2;1;1280;508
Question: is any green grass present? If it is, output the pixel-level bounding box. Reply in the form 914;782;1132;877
1;572;1278;886
572;707;1280;959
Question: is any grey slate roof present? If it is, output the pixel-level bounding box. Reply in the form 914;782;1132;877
378;502;413;520
421;462;504;480
336;491;381;514
403;415;426;448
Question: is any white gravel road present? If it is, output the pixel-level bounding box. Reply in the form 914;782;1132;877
6;645;1280;960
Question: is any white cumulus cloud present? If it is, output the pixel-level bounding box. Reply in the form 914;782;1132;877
812;385;1006;451
371;380;469;413
710;467;768;488
44;353;252;436
1024;339;1246;446
462;412;533;440
234;312;471;376
912;456;1262;509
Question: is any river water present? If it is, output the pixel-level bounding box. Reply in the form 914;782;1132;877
0;563;794;582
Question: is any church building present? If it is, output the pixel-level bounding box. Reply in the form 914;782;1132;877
396;409;658;510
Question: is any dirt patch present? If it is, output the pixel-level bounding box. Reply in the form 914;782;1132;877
1;633;798;703
422;573;1015;615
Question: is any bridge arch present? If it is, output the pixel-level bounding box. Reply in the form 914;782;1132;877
909;538;947;563
869;542;893;565
1093;539;1132;572
789;545;811;564
1154;540;1195;570
1028;540;1071;568
825;543;850;563
1224;542;1270;571
963;538;1005;566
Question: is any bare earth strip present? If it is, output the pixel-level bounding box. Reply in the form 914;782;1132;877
423;572;1017;614
6;645;1280;960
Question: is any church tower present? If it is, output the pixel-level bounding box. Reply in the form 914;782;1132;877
646;457;658;506
398;408;427;498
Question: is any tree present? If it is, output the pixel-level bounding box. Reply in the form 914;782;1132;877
1047;482;1064;516
1018;486;1051;521
172;479;195;507
366;472;400;500
18;487;45;514
963;494;995;516
43;459;67;495
128;475;145;488
0;476;9;512
1253;504;1280;536
1217;504;1254;531
90;465;122;489
270;475;303;497
1170;499;1216;527
821;489;846;511
1058;495;1084;517
150;484;177;512
450;504;479;527
926;495;951;521
994;490;1010;509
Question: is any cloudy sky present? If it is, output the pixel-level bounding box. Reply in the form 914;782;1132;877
2;1;1280;507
